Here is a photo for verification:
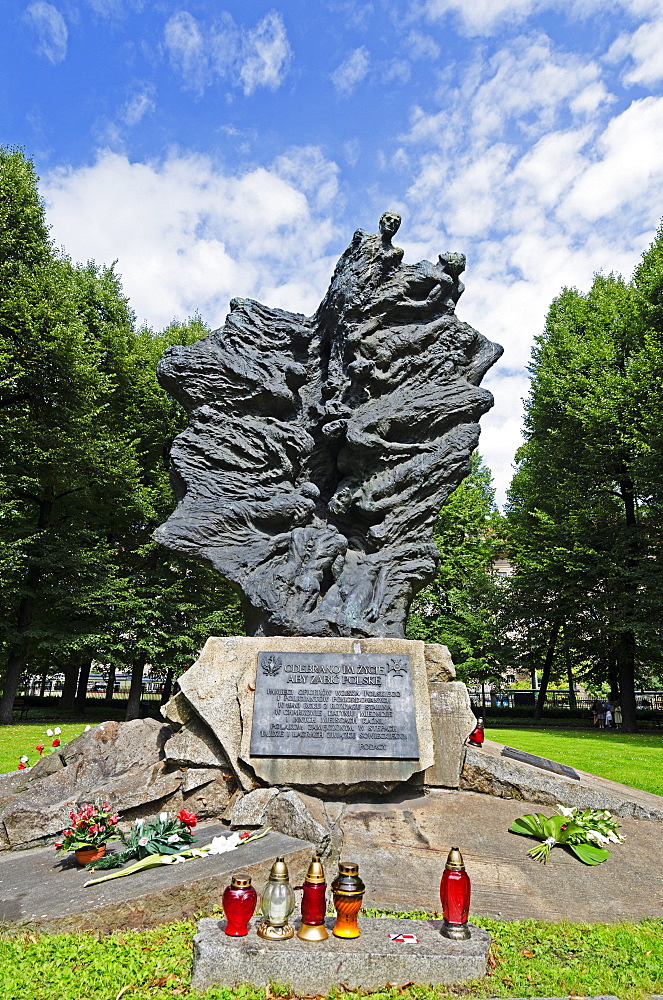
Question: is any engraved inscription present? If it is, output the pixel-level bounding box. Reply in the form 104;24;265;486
250;651;419;759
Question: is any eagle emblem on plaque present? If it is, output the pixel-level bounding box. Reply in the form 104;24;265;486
261;654;283;676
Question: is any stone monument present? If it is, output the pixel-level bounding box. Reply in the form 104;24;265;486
154;214;502;799
154;212;502;638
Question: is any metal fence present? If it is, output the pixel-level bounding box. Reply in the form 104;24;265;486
473;690;663;711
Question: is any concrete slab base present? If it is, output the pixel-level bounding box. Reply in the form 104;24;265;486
191;916;491;992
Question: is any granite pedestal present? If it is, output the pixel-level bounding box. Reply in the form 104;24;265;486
191;916;491;992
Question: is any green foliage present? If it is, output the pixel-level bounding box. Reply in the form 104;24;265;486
0;917;661;999
0;147;243;720
505;248;663;726
407;454;506;685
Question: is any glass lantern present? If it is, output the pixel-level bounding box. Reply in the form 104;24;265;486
257;856;296;940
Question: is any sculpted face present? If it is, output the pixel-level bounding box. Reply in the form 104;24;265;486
379;211;401;239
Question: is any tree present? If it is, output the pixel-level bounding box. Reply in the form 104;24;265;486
0;148;244;722
506;266;663;732
407;453;507;692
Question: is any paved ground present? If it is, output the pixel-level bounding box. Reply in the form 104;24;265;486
0;823;313;933
337;788;663;922
1;790;662;931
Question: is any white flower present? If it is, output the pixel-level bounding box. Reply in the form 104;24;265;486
167;834;181;843
138;836;149;846
46;729;53;737
557;805;574;817
159;812;168;823
54;727;61;735
208;835;239;855
20;756;29;763
586;830;610;847
134;818;145;827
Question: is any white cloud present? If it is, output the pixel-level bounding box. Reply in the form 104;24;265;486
164;9;292;97
41;149;340;331
404;30;441;60
394;21;663;502
330;46;371;96
607;13;663;85
381;58;412;84
164;11;209;96
24;1;68;65
561;96;663;223
121;88;156;127
415;0;615;37
239;11;292;96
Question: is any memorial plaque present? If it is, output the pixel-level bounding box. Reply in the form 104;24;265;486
501;746;580;780
250;651;420;759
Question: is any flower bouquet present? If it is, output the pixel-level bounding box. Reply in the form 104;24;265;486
86;809;198;870
509;805;624;864
54;800;121;864
84;827;272;887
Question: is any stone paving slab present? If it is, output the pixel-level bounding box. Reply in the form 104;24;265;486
0;822;313;933
192;916;491;992
336;789;663;922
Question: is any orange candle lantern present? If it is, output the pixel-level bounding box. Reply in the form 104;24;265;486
331;861;365;939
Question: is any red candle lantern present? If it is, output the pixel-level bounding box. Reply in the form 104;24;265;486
439;847;471;940
297;855;328;941
222;873;258;936
467;717;484;746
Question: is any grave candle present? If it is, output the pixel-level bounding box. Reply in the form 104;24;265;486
440;847;471;940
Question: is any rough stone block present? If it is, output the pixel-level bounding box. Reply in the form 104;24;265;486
191;916;491;992
161;691;194;729
461;739;663;821
230;787;279;827
424;643;456;681
163;715;229;769
425;682;475;788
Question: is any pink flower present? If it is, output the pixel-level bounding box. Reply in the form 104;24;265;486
54;840;63;849
239;832;250;840
89;823;99;835
138;836;149;847
52;738;61;747
17;762;26;770
36;744;44;755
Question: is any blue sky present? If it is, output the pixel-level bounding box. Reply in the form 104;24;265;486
4;0;663;504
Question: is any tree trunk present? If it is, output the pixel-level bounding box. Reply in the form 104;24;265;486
533;619;562;721
616;461;638;732
607;651;620;702
616;630;637;733
564;636;577;710
39;669;47;699
59;652;81;712
74;657;92;715
160;667;174;705
125;653;147;721
104;663;116;703
0;571;40;724
0;499;52;724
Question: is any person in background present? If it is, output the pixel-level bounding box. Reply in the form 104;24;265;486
605;699;614;728
590;699;602;726
613;701;622;729
597;701;607;729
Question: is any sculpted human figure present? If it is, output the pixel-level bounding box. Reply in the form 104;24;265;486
155;215;502;637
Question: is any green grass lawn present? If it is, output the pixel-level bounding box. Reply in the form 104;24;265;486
0;915;661;1000
487;725;663;797
0;721;100;774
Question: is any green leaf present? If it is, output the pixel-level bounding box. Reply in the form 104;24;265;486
568;843;610;865
509;814;545;838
